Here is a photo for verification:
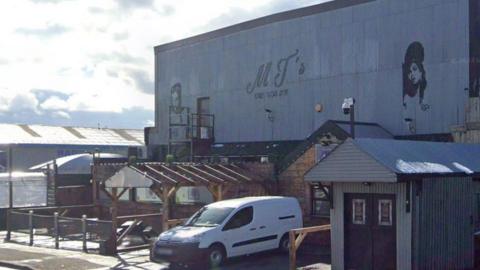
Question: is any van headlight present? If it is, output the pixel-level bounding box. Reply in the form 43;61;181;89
181;233;204;243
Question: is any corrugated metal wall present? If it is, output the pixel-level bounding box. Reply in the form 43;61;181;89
475;181;480;230
415;177;474;270
305;140;396;182
154;0;469;144
331;182;411;270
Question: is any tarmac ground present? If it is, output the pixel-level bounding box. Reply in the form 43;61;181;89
0;241;331;270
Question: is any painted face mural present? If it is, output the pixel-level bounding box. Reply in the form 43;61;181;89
170;83;182;113
402;42;428;111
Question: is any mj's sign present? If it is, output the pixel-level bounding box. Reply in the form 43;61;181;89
246;49;305;99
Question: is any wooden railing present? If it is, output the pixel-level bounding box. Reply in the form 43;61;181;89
289;224;331;270
165;218;188;229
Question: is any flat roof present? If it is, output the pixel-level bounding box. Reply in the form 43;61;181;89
154;0;374;54
0;123;144;146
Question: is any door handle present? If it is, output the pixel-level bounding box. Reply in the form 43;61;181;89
259;226;266;229
249;227;256;231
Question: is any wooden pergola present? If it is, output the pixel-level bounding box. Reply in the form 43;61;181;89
97;162;269;254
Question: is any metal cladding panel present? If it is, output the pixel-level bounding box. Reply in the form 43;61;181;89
415;177;474;270
331;182;411;270
304;140;397;182
154;0;469;144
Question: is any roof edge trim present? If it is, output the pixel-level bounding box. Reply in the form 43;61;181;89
154;0;375;54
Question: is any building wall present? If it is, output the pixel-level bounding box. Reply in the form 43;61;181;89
414;176;474;270
330;182;411;270
279;146;316;215
154;0;469;145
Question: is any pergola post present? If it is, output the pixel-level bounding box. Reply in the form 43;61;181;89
161;186;170;231
217;185;223;201
103;187;118;255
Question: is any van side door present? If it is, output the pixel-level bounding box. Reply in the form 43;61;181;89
253;203;284;251
221;206;263;257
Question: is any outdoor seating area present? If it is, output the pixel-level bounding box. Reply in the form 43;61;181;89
93;161;272;254
3;160;274;256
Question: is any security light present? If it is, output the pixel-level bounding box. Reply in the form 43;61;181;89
342;98;355;115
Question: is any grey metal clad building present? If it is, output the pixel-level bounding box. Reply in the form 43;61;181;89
0;124;145;171
305;138;480;270
149;0;478;149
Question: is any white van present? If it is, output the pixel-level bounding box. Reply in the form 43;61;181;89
150;196;303;268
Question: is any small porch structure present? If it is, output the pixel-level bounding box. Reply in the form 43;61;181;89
305;138;480;270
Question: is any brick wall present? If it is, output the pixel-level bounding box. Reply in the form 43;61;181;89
278;146;316;216
278;146;331;249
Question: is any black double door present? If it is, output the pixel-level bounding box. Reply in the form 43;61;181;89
344;193;396;270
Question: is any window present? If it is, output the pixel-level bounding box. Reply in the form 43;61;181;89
378;199;393;226
135;188;161;203
311;184;330;217
223;206;253;231
185;207;234;227
352;199;366;225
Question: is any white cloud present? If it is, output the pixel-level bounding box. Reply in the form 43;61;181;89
7;93;40;114
40;96;69;110
144;119;154;127
51;111;71;119
0;0;328;127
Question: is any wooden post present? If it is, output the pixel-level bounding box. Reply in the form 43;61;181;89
217;185;223;201
29;210;34;246
162;187;169;231
289;230;296;270
82;215;87;252
288;225;331;270
110;187;118;254
54;212;59;249
102;187;118;256
5;209;11;241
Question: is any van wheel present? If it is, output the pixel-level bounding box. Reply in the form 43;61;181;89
279;234;290;253
207;244;225;268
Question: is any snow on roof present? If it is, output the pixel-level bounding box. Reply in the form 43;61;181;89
353;138;480;175
0;123;144;146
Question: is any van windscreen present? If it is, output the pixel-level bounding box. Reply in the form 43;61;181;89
185;207;235;227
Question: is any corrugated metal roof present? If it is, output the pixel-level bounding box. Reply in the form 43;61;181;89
0;124;144;146
353;138;480;175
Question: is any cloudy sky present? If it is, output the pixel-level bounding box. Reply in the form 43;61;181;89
0;0;325;129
